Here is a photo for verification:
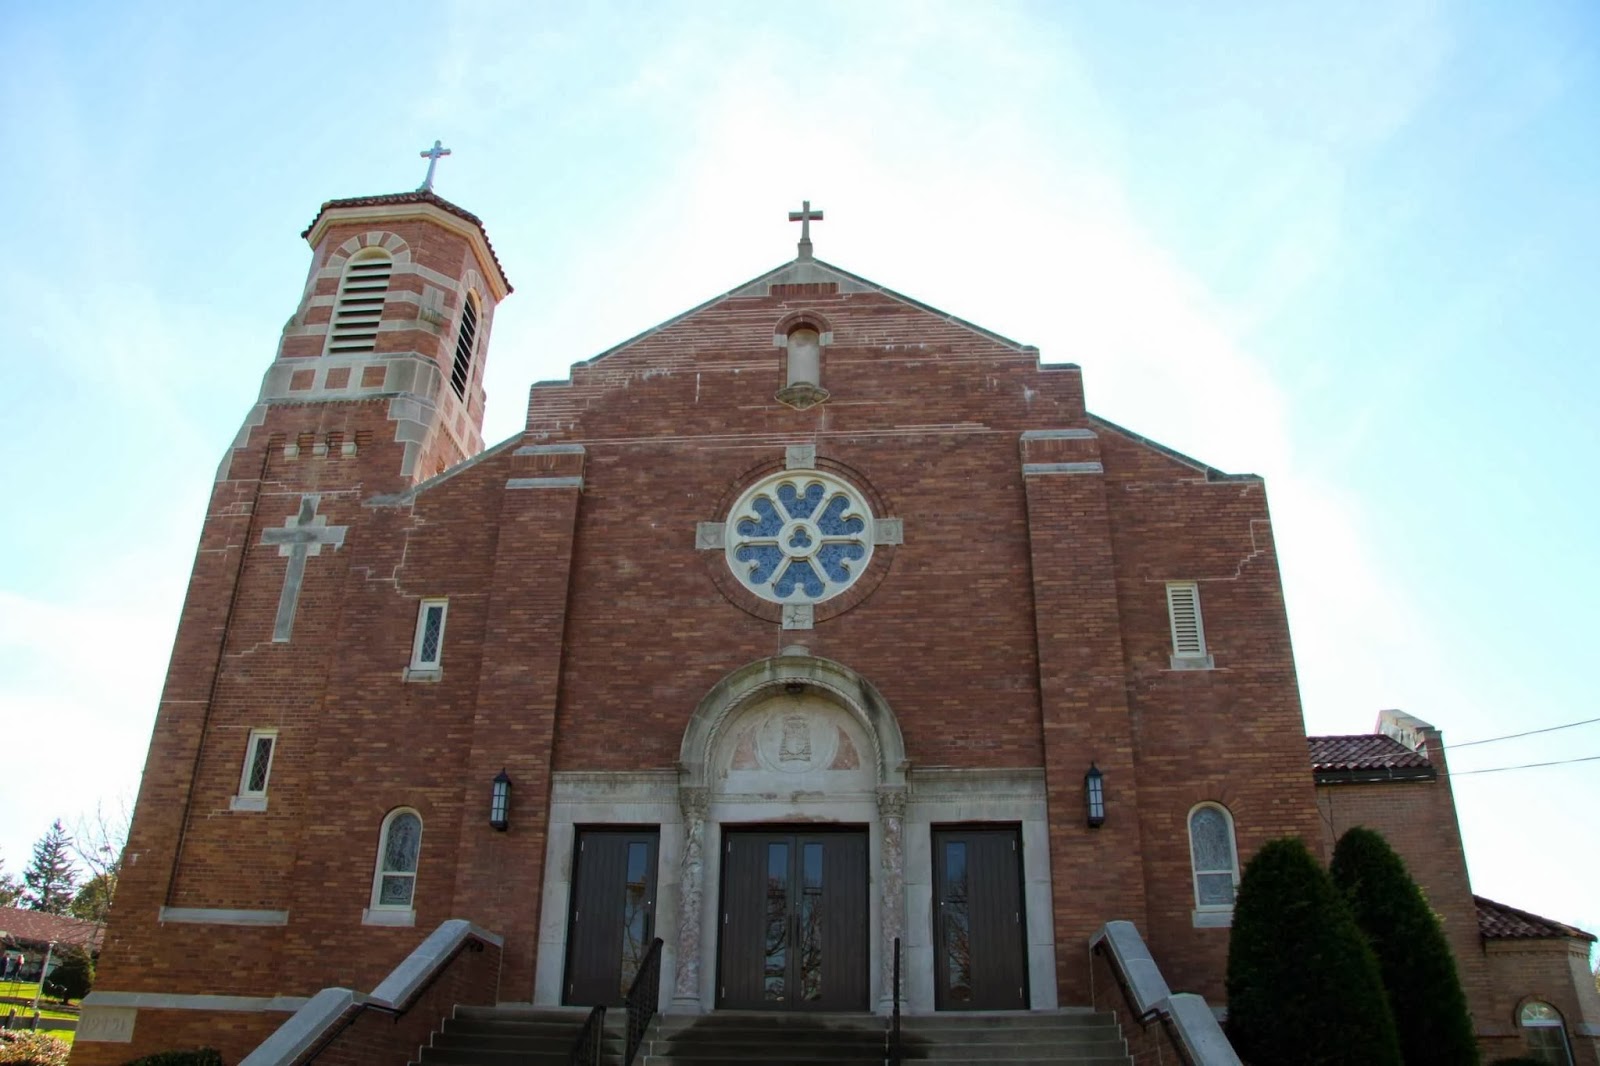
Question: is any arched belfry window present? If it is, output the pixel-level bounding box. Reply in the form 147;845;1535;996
1188;803;1239;915
449;292;479;401
327;249;393;354
370;808;423;912
1519;1001;1575;1065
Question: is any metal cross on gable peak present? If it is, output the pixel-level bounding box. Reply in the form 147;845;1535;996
788;199;824;260
417;139;452;192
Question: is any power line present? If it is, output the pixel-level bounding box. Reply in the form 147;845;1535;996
1447;716;1600;750
1450;754;1600;776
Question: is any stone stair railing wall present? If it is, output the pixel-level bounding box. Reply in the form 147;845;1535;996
238;920;503;1066
1089;920;1241;1066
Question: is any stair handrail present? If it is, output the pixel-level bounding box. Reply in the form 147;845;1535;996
889;935;902;1066
1089;920;1242;1066
622;937;664;1066
240;920;503;1066
568;1004;606;1066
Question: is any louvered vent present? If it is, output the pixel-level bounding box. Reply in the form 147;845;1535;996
449;295;478;400
1166;582;1207;658
328;252;392;353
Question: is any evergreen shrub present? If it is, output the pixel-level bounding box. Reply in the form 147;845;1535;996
41;948;93;1003
1331;826;1479;1066
1225;836;1401;1065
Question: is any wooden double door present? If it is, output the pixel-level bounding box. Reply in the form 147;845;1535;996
564;829;658;1006
718;829;869;1011
933;827;1028;1010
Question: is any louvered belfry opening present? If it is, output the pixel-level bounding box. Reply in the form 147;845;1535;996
450;294;478;400
1166;582;1206;657
327;250;393;353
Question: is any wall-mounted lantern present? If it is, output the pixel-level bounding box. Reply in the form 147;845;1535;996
490;769;512;831
1085;763;1105;828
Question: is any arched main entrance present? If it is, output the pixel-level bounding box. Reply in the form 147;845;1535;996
671;651;908;1014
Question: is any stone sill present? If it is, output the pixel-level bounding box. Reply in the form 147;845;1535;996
362;907;416;928
1170;655;1216;672
1192;908;1233;928
403;667;443;683
229;795;267;812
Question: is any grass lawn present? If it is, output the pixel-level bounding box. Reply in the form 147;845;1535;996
0;980;81;1018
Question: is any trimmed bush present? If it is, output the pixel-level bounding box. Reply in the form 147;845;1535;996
120;1051;224;1066
1332;826;1479;1066
1226;836;1401;1065
41;947;93;1003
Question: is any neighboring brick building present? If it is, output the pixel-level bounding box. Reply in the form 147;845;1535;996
73;189;1596;1064
1313;712;1600;1064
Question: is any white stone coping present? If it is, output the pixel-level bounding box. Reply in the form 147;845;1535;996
1020;428;1097;439
1089;921;1241;1065
158;906;288;926
81;992;310;1012
1165;992;1243;1065
1023;461;1104;475
1090;920;1171;1017
506;476;583;489
239;919;503;1066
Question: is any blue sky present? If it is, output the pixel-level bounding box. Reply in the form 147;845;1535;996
2;2;1596;961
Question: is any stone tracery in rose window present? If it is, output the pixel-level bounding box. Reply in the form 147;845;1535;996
725;472;874;604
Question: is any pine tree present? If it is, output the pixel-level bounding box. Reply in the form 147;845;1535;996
22;821;79;915
1332;827;1479;1066
1226;836;1401;1066
0;856;23;908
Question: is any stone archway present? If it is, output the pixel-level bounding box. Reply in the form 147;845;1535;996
671;651;908;1014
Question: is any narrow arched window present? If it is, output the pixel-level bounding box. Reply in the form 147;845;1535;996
371;808;423;911
449;292;479;401
1520;1001;1574;1065
328;249;393;354
787;327;821;387
1188;803;1239;912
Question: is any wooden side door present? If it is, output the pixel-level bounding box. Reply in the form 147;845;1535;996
933;827;1027;1010
564;829;658;1006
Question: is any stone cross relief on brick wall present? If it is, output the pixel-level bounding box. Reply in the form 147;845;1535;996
261;494;348;642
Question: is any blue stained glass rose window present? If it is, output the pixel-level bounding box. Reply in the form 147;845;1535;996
726;470;875;604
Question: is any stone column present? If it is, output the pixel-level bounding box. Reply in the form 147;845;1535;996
672;786;710;1012
877;785;908;1014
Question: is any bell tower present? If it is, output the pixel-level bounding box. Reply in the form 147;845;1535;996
223;173;512;490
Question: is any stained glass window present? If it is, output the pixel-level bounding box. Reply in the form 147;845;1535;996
245;735;273;794
726;471;873;605
411;599;448;669
1189;805;1238;909
374;810;422;909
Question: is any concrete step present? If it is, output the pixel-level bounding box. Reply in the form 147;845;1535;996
425;1005;1129;1066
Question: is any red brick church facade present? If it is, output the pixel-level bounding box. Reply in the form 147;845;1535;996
73;191;1598;1063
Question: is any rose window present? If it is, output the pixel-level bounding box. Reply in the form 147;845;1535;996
725;471;874;604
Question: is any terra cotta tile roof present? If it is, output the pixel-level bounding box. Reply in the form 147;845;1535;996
301;190;511;292
0;907;104;952
1307;733;1432;772
1476;895;1595;942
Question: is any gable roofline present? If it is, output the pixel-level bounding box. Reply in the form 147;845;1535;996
1087;414;1260;482
572;256;1035;370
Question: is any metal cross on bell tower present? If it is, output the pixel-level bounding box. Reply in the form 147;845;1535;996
788;200;824;261
417;140;452;192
